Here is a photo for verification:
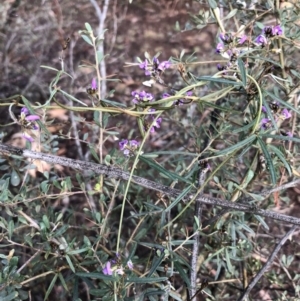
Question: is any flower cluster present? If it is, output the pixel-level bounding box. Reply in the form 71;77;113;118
260;101;292;132
119;139;139;156
255;25;283;47
19;107;40;142
131;90;154;104
102;255;133;276
139;57;171;76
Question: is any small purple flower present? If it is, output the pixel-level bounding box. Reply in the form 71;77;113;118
131;91;154;104
26;115;40;121
21;107;29;115
129;140;139;148
287;131;293;137
272;25;283;36
119;139;128;150
91;78;97;90
127;260;133;270
261;118;271;130
216;42;224;53
162;92;171;98
139;60;151;76
255;35;268;47
119;139;139;156
23;133;34;142
102;261;113;275
281;108;291;119
158;61;171;72
238;35;247;44
262;106;267;113
220;33;232;44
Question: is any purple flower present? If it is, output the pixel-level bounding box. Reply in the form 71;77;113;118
26;115;40;121
238;35;247;44
23;133;34;142
119;139;139;156
262;106;267;113
261;118;271;130
139;60;151;76
220;33;232;44
21;107;29;115
216;42;224;53
281;108;291;119
91;78;97;90
162;92;171;98
129;140;139;148
119;139;128;150
102;261;113;275
131;91;154;104
158;61;171;72
255;35;268;46
127;260;133;270
272;25;283;36
287;131;293;137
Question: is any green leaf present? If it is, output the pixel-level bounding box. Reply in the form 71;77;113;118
139;156;192;184
195;76;242;86
254;215;269;230
10;169;20;186
8;220;14;240
59;89;88;106
260;133;300;143
58;272;69;292
215;135;256;156
268;145;292;176
174;261;191;287
207;0;217;8
66;255;75;273
2;292;18;301
42;215;50;229
67;247;89;255
125;277;168;283
85;22;93;32
76;272;115;281
238;58;247;87
225;248;233;274
257;137;276;184
147;253;165;277
44;273;58;301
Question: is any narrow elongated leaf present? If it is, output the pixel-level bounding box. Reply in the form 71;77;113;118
238;58;247;87
66;254;75;273
257;137;276;184
76;272;115;281
260;134;300;143
147;253;165;277
44;273;58;301
195;76;242;86
174;261;191;287
125;277;168;283
139;156;192;184
268;145;292;176
215;135;256;156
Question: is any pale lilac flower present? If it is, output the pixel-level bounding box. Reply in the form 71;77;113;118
238;35;247;44
262;106;267;113
119;139;139;156
119;139;128;151
255;35;268;46
287;131;293;137
216;42;224;53
127;260;133;270
220;33;233;44
131;91;154;104
261;118;271;130
102;261;113;275
281;108;291;119
91;78;97;90
272;25;283;36
158;61;171;72
115;267;124;275
139;60;151;76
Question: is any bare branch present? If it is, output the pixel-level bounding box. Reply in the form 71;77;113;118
1;142;300;226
